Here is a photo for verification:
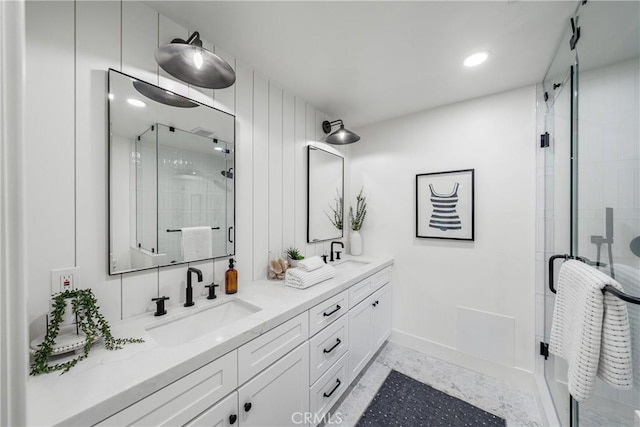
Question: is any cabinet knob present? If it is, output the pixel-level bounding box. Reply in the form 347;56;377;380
244;402;252;412
229;414;237;424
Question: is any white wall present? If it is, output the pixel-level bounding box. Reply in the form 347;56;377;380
25;1;346;339
350;86;537;385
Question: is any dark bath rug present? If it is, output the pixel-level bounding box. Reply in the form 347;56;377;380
356;370;506;427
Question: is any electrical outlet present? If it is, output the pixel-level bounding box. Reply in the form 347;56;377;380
51;266;81;295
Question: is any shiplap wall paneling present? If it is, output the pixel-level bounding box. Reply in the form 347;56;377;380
159;264;188;307
75;1;122;324
234;61;254;282
158;15;188;98
122;269;158;319
122;2;157;85
294;97;307;256
282;92;296;250
252;73;269;280
268;82;284;256
304;104;318;256
25;1;76;337
315;111;328;257
213;47;236;115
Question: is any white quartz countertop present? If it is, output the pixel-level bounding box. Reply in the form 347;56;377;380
27;255;393;426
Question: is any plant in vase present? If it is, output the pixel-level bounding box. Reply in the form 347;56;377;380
285;247;304;268
349;188;367;256
325;189;343;231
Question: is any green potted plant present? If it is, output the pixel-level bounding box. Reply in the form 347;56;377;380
285;247;304;268
325;189;343;231
349;188;367;255
30;288;144;375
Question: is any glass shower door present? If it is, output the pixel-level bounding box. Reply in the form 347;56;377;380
573;2;640;425
540;30;575;425
541;2;640;425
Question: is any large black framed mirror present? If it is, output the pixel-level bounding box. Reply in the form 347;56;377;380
108;69;235;274
307;145;344;243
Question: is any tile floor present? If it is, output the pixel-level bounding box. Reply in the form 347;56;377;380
327;341;544;427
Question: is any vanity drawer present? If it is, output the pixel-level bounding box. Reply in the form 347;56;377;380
96;350;237;427
238;311;308;384
309;314;348;384
349;267;390;308
308;290;348;336
309;353;348;425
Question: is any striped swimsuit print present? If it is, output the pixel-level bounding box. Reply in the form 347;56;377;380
428;182;461;231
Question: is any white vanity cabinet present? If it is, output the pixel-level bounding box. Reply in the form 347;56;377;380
184;392;239;427
238;342;310;427
89;263;392;427
348;281;392;383
96;350;238;426
236;312;310;427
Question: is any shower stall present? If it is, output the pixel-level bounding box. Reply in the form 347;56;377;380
538;1;640;426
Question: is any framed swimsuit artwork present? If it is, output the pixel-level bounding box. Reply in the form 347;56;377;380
415;169;474;241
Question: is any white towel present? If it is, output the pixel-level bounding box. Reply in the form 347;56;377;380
297;256;324;272
180;227;212;260
606;263;640;388
285;264;335;290
549;260;632;402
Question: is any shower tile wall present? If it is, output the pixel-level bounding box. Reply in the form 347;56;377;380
578;58;640;266
157;144;228;262
577;57;640;416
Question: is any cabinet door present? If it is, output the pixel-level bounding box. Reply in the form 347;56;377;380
348;296;374;383
238;342;309;427
371;284;392;352
185;392;238;427
97;351;237;427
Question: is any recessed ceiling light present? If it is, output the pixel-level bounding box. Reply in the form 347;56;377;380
127;98;146;107
463;51;489;67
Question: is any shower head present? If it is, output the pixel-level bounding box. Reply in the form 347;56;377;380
221;168;233;179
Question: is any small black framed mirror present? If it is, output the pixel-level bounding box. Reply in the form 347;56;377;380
307;145;344;243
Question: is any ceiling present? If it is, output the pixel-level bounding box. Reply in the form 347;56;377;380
147;1;579;128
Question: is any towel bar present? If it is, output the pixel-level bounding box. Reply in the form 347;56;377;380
548;254;640;305
166;227;220;232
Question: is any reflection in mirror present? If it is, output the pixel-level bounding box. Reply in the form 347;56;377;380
307;146;344;243
109;69;235;274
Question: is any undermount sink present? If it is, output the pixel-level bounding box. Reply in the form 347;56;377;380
146;298;261;347
332;259;371;271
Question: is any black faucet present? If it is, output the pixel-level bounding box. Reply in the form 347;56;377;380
185;267;202;307
330;241;344;262
152;296;170;316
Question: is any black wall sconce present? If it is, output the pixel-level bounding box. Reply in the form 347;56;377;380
155;31;236;89
321;119;360;145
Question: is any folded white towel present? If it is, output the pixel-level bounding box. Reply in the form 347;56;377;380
181;227;212;261
285;264;335;290
549;260;632;402
297;256;324;272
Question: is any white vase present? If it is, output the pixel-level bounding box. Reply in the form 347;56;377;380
351;230;362;256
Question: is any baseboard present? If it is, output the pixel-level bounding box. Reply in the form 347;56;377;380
390;329;536;392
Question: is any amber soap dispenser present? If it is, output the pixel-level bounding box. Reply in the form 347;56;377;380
225;258;238;294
